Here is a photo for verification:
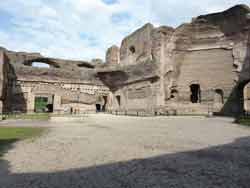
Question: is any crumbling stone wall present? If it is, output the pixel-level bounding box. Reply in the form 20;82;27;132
100;4;250;116
0;48;110;114
168;5;250;115
2;4;250;116
120;23;154;65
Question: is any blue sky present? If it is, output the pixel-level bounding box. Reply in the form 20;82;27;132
0;0;249;60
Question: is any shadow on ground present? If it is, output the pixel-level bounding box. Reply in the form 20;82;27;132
0;139;19;158
1;137;250;188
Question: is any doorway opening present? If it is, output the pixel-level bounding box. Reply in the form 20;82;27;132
190;84;201;103
34;95;54;113
96;104;101;112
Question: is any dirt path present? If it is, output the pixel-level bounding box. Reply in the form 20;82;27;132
1;115;250;188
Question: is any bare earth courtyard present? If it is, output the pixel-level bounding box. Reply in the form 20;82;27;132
0;115;250;188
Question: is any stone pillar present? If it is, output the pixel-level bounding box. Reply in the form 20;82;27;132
108;92;114;112
125;86;129;112
27;92;35;113
156;32;166;108
0;53;4;115
53;94;61;113
0;50;8;113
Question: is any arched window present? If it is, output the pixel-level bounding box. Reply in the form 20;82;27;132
32;62;50;68
214;89;224;104
23;58;60;68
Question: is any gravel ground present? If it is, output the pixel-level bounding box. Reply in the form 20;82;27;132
1;114;250;188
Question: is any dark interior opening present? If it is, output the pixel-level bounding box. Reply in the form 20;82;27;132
77;63;95;69
46;104;53;113
116;96;121;107
170;89;178;99
96;104;101;112
129;46;136;54
190;84;201;103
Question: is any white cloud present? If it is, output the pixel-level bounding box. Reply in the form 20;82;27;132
0;0;249;61
0;0;152;60
151;0;250;27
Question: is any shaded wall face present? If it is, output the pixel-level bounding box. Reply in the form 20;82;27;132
172;47;240;115
177;49;235;102
0;51;19;113
110;80;160;113
161;8;250;115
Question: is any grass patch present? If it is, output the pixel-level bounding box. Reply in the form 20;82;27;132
2;113;50;120
235;117;250;127
0;127;46;157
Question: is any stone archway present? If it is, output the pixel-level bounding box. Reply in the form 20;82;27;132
214;89;224;104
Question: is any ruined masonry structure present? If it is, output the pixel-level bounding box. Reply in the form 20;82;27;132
1;4;250;116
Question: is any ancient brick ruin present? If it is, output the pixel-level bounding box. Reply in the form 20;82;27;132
1;4;250;116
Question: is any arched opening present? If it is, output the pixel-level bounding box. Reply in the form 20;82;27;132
32;62;50;68
170;89;179;101
244;82;250;113
129;46;136;54
190;84;201;103
214;89;224;104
